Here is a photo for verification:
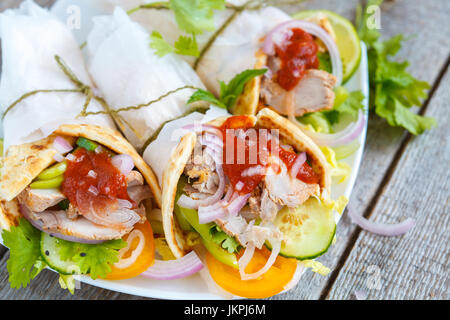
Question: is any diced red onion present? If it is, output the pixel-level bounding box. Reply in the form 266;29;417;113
290;152;306;178
19;204;104;244
290;110;366;147
111;154;134;176
88;185;99;196
53;153;65;163
114;229;145;269
65;153;76;161
226;192;251;217
263;20;343;86
53;136;73;154
347;208;416;236
142;251;204;280
87;170;97;178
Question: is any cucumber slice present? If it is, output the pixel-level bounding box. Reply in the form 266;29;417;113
272;197;336;260
40;232;80;275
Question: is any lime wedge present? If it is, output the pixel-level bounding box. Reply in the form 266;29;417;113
292;10;361;83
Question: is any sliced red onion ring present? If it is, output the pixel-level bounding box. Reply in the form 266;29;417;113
290;109;366;147
53;153;65;163
290;152;306;178
19;204;104;244
53;136;73;154
142;251;204;280
347;208;416;236
117;199;133;209
263;20;343;86
111;154;134;176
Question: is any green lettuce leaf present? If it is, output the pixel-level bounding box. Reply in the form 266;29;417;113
298;88;365;133
150;31;199;57
2;218;46;288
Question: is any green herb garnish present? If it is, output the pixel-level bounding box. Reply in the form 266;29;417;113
357;0;436;135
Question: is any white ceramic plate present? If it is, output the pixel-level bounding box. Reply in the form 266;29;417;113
0;1;369;299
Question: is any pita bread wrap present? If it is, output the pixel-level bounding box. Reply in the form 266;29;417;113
150;107;331;259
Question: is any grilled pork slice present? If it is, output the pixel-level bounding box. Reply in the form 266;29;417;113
261;68;336;117
17;187;65;212
184;150;219;195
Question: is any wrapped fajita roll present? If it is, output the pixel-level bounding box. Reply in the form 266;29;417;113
143;106;347;298
85;7;207;150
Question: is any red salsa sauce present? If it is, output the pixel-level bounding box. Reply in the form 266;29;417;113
275;28;319;91
219;116;320;194
61;148;132;213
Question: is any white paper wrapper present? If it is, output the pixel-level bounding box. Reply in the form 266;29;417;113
86;7;206;150
143;106;228;185
0;0;115;151
89;1;290;96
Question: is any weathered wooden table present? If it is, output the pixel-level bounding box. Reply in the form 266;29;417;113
0;0;448;300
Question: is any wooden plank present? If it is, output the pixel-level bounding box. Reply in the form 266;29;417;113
325;65;450;300
271;0;450;300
